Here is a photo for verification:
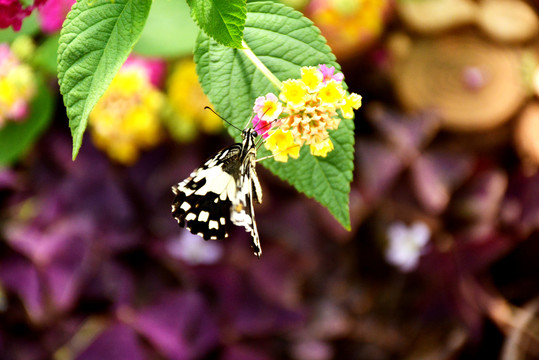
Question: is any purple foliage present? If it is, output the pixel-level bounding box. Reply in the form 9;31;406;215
3;28;539;360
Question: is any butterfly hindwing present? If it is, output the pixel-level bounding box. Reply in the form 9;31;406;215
231;152;261;256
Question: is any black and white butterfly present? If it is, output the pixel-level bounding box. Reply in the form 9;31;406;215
171;126;264;257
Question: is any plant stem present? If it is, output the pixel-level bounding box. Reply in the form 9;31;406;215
241;40;282;90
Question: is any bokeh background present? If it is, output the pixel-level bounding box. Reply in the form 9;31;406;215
2;0;539;359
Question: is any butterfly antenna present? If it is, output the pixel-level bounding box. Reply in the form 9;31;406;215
204;106;242;132
243;113;255;129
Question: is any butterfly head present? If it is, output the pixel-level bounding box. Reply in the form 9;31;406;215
242;128;258;140
241;128;258;148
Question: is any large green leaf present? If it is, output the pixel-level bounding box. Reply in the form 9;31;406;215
57;0;151;160
186;0;246;49
194;1;355;229
0;77;54;166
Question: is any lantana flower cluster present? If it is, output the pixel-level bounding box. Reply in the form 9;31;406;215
252;64;361;162
0;43;37;128
88;56;165;165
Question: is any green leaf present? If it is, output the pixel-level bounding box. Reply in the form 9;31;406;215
134;0;197;57
186;0;246;49
0;77;54;166
57;0;152;160
194;1;355;229
33;34;60;75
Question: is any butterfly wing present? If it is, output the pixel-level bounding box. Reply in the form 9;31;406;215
230;152;262;257
172;145;241;240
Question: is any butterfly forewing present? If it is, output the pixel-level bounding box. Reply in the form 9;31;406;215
172;145;240;240
172;129;263;257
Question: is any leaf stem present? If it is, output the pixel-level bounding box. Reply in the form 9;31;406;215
241;40;282;90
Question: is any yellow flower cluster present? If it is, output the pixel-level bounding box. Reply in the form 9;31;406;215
0;43;36;128
89;65;164;165
166;59;222;141
257;65;361;162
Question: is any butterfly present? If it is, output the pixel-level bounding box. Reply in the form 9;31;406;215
171;127;263;257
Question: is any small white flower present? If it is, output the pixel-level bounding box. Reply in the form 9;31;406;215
166;233;223;265
385;221;430;272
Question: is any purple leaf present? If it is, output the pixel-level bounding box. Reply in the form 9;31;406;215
221;345;273;360
4;217;91;313
194;265;305;337
411;151;474;214
356;139;403;203
450;169;507;223
0;258;44;323
503;171;539;235
126;292;219;360
5;216;90;270
76;323;145;360
419;229;513;280
367;105;440;157
232;290;305;337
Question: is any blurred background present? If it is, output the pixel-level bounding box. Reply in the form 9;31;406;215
2;0;539;359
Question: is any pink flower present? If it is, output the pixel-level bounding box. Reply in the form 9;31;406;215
253;92;282;120
252;114;272;139
0;0;47;31
38;0;75;33
122;55;166;88
318;64;344;83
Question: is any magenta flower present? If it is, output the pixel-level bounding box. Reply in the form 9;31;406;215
38;0;75;33
0;0;47;31
252;114;272;139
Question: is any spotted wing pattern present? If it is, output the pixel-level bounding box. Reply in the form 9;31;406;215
171;128;263;256
172;145;241;241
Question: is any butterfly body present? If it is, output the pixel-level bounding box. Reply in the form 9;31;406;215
172;128;263;257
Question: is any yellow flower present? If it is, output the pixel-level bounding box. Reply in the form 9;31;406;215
0;78;15;107
340;92;362;119
318;79;345;106
280;79;309;108
301;66;323;92
310;138;334;157
89;66;164;165
167;59;221;141
264;129;300;162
